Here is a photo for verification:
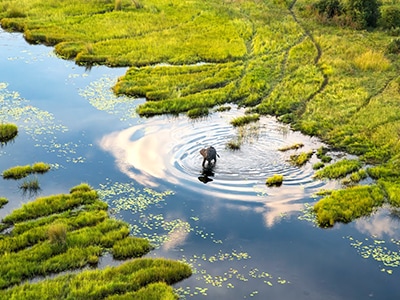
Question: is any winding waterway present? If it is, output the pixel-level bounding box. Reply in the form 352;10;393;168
1;29;400;299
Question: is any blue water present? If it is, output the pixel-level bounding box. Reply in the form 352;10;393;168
1;29;400;299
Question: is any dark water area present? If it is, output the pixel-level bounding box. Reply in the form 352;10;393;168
1;29;400;299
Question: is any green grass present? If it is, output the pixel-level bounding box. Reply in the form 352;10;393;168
2;162;51;179
0;259;191;300
31;162;51;173
314;159;362;179
0;184;191;295
1;0;400;227
19;177;41;194
112;236;154;260
230;114;260;127
0;197;8;208
187;107;209;119
314;185;385;227
226;139;241;150
313;162;325;170
266;174;284;187
47;223;67;245
289;151;313;167
279;143;304;151
0;123;18;143
316;147;332;163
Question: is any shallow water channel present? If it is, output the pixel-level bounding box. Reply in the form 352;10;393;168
1;29;400;299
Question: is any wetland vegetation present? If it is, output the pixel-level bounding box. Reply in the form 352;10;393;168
1;0;400;297
0;183;191;298
2;162;51;179
266;174;284;187
0;123;17;143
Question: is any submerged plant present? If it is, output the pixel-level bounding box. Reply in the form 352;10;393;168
19;177;41;196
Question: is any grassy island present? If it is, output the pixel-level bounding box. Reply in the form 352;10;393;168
2;162;51;179
0;123;18;143
0;184;191;298
1;0;400;226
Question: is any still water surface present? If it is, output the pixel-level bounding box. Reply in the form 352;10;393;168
1;29;400;299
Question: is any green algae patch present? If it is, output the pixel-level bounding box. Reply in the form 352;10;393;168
0;184;191;296
313;185;385;227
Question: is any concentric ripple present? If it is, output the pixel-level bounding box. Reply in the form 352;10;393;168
99;107;333;202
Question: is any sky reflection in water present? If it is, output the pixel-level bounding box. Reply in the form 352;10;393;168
1;29;400;300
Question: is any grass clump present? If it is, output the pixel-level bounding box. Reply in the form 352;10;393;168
187;107;209;119
0;123;18;143
349;169;368;183
353;50;391;71
266;174;284;187
316;147;332;163
31;162;51;173
70;183;92;193
2;165;32;179
48;223;67;245
214;105;231;112
314;159;362;179
314;185;385;227
19;177;41;194
289;151;313;167
0;197;8;208
2;163;50;179
230;114;260;127
313;162;325;170
279;143;304;151
112;236;153;260
226;139;241;150
380;180;400;207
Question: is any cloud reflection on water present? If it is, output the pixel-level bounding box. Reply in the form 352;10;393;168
99;113;333;228
99;122;179;187
355;206;400;239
